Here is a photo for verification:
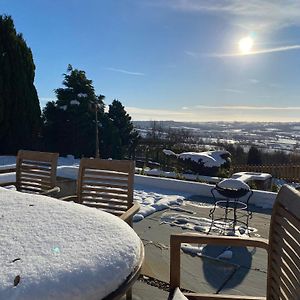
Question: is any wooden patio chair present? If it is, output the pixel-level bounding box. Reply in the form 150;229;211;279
0;150;59;196
61;158;140;226
169;185;300;300
61;158;140;300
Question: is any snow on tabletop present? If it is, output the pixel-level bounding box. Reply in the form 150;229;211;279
0;188;141;300
217;178;250;191
232;172;272;181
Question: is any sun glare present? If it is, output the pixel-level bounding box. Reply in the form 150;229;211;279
238;36;254;54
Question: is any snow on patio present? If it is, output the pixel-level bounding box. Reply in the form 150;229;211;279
0;155;270;233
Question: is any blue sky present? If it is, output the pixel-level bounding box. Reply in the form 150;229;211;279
2;0;300;121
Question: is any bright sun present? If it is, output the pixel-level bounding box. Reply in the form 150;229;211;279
238;36;254;54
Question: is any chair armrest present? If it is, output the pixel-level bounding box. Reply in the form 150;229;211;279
59;195;79;202
120;202;140;225
170;233;269;290
40;186;60;196
171;233;269;250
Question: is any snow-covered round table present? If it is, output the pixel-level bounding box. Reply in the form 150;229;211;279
0;187;143;300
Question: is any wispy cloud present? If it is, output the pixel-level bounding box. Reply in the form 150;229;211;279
249;79;259;84
208;45;300;57
185;50;199;58
268;83;282;88
126;106;190;117
222;88;244;94
153;0;300;31
105;67;145;76
195;105;300;110
126;105;300;122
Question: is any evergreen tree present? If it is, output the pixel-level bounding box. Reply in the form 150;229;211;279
100;114;122;159
42;66;104;157
0;15;41;154
104;100;140;159
247;146;262;165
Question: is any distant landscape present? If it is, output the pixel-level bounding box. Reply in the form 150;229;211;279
134;121;300;154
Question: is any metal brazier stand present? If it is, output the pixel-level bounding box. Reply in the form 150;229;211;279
209;185;253;235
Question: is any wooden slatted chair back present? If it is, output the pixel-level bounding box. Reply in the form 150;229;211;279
77;158;134;217
16;150;59;194
267;185;300;299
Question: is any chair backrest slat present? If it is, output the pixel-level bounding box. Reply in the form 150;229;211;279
16;150;59;194
77;158;134;214
267;185;300;300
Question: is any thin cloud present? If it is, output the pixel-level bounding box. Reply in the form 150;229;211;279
126;106;190;117
209;45;300;57
222;89;244;94
105;67;145;76
268;83;282;88
185;50;199;58
125;105;300;122
152;0;300;31
195;105;300;110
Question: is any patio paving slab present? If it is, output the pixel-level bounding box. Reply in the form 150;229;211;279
121;281;168;300
219;265;267;297
135;210;238;294
133;198;272;298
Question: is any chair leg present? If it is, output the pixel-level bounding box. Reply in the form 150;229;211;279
126;287;132;300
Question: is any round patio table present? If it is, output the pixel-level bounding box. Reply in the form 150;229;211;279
0;187;144;300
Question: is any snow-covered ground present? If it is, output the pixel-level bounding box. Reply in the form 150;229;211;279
0;155;277;223
135;121;300;154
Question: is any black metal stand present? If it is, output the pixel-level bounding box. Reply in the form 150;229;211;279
209;187;253;235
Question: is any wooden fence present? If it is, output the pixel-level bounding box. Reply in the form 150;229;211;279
230;164;300;182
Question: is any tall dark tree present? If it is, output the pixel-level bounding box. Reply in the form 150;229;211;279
247;146;262;165
42;66;104;157
0;15;41;154
103;100;140;159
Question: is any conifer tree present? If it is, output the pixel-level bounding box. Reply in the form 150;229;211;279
105;100;140;159
0;15;41;154
42;66;104;157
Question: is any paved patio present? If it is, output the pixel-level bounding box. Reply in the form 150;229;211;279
129;195;272;299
